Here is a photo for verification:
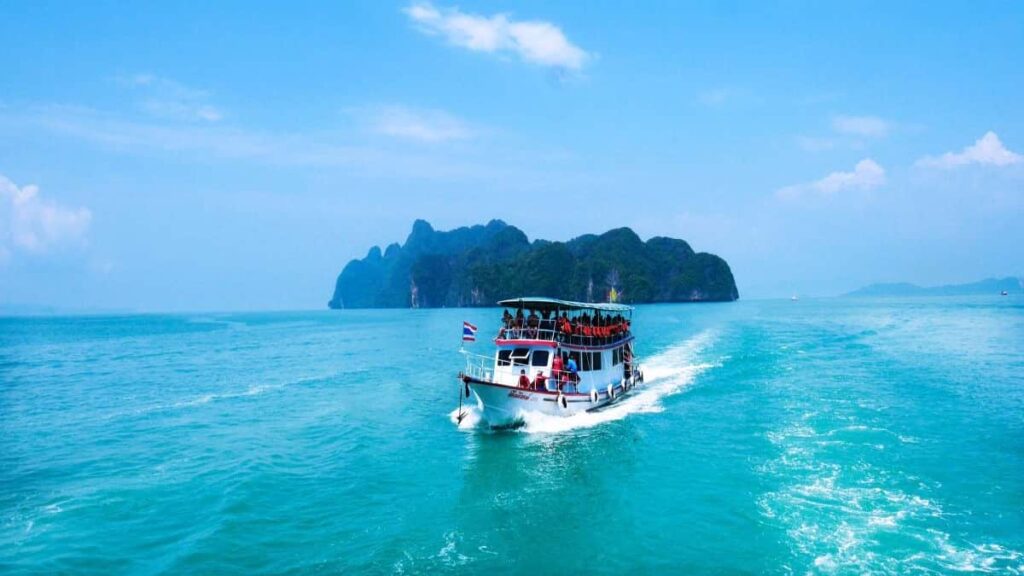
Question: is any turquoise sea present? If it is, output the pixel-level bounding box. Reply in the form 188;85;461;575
2;297;1022;574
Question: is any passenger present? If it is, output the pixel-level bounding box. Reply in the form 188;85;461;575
552;353;564;382
527;310;539;327
502;309;513;327
518;369;531;389
534;370;547;391
567;355;579;378
526;310;540;338
566;356;580;392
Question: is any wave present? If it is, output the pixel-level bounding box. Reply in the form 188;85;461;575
760;419;1022;573
451;330;718;434
170;383;281;409
99;372;345;422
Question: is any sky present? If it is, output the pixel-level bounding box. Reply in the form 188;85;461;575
1;1;1022;311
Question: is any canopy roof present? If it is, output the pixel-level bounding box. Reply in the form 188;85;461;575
497;296;633;313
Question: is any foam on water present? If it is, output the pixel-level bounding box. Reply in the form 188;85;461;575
760;417;1023;573
451;330;717;434
449;405;482;429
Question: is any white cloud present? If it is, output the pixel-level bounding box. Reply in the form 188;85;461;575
777;159;886;200
1;174;91;256
357;105;473;143
916;131;1023;169
832;115;889;138
403;2;589;70
122;74;223;122
0;104;521;181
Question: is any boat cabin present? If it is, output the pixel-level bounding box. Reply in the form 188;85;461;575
485;297;635;395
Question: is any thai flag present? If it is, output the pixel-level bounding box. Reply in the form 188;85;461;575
462;321;478;342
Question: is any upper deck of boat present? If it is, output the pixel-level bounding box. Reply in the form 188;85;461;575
495;297;634;350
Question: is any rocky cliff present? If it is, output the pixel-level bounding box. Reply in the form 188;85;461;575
328;220;739;308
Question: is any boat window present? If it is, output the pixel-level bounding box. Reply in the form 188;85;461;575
531;350;549;367
511;348;530;366
612;347;621;366
497;350;512;366
567;351;608;371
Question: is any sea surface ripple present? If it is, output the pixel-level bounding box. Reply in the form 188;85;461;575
1;297;1022;574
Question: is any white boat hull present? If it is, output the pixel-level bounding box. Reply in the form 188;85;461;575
465;378;634;427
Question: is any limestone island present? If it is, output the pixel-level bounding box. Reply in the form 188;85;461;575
328;220;739;309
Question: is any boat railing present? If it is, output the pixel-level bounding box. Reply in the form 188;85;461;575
496;323;632;348
460;349;645;390
461;350;496;382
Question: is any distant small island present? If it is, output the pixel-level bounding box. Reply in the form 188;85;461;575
329;220;739;309
845;277;1022;297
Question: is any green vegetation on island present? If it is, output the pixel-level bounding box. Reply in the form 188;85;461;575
328;220;739;309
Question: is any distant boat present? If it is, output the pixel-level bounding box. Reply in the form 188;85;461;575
1001;290;1009;296
791;295;799;301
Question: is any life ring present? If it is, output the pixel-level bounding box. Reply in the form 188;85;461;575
607;384;614;400
557;393;568;409
590;389;598;403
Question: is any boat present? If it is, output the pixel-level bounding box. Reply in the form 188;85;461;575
1001;290;1009;296
458;297;643;427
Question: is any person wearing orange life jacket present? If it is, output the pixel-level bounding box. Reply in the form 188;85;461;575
518;369;531;389
533;370;547;391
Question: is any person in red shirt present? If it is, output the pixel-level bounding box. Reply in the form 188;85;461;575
533;371;547;391
518;369;531;389
552;353;564;383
